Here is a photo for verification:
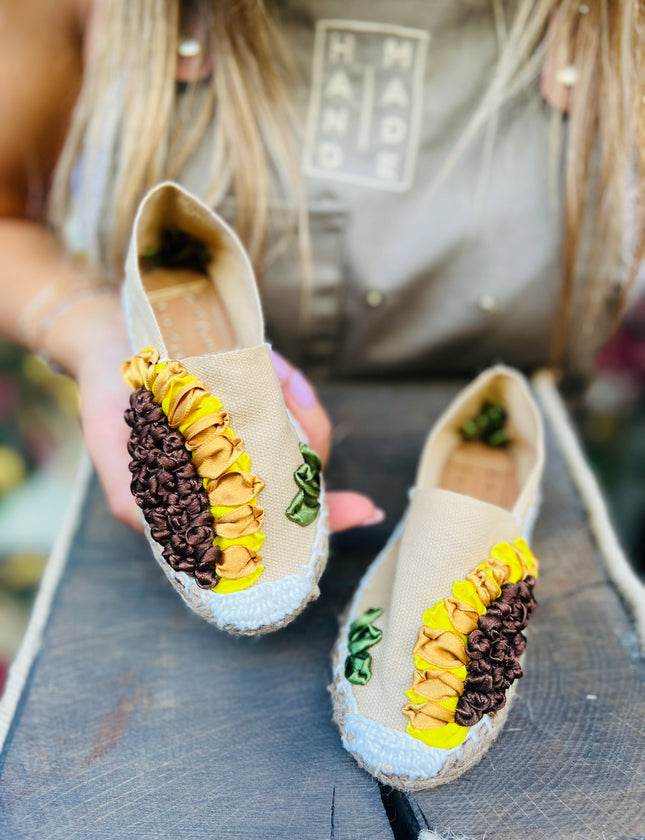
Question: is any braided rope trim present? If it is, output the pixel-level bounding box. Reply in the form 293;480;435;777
330;654;516;792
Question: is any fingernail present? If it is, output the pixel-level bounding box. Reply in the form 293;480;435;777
271;350;291;384
289;369;316;408
362;507;386;527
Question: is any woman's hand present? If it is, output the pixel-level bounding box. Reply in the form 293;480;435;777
271;351;383;532
73;298;382;534
74;299;145;532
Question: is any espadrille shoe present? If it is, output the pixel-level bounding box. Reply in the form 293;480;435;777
331;365;544;790
120;182;329;635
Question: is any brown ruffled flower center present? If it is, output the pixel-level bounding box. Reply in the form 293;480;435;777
125;387;221;589
453;576;537;727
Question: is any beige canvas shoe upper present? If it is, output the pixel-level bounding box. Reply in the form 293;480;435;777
121;182;328;635
332;366;544;789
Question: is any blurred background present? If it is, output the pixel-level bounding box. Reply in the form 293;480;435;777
0;343;82;695
0;303;644;697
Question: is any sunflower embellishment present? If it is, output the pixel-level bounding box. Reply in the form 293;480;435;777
122;348;266;593
402;539;538;749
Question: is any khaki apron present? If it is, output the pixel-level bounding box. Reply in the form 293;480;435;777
181;0;563;379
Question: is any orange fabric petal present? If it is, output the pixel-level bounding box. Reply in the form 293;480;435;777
207;472;266;506
466;567;500;607
482;556;512;586
216;544;261;579
413;626;467;669
402;700;455;729
121;348;160;389
214;505;265;539
187;432;244;479
444;597;480;634
412;669;464;701
183;411;229;439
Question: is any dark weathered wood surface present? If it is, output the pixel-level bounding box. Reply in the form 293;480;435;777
0;381;643;840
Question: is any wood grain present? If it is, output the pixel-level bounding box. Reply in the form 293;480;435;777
0;381;643;840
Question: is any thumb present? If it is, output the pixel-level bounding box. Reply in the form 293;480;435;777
327;491;385;533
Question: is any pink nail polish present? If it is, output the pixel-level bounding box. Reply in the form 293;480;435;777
271;351;291;383
289;369;316;408
362;508;386;527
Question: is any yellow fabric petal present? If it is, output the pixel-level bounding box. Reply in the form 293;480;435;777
214;531;265;554
405;721;469;749
422;602;467;642
227;453;251;474
214;565;264;593
159;375;199;419
513;538;539;577
490;543;525;582
451;579;487;615
414;656;467;680
210;502;238;518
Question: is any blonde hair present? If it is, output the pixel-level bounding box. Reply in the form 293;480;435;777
50;0;645;376
49;0;306;282
478;0;644;379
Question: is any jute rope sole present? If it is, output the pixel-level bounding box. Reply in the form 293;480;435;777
145;497;329;636
532;370;645;648
330;627;517;791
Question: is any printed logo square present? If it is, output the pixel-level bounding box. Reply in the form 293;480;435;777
304;20;429;192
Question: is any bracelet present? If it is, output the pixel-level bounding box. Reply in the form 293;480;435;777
20;284;113;366
16;285;58;348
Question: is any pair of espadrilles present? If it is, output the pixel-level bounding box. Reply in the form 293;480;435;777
121;183;544;790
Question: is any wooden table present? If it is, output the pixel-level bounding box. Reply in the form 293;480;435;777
1;381;643;840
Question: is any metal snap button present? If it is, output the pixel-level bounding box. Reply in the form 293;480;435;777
365;289;385;308
477;294;499;314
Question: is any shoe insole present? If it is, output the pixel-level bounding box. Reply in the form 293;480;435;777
439;441;519;510
143;267;236;359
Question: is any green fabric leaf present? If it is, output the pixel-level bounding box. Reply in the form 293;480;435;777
345;651;372;685
285;491;320;526
344;607;384;686
286;443;322;526
460;400;510;448
348;607;384;654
